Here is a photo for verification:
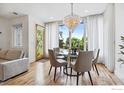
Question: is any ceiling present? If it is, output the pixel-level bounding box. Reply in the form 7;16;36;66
0;3;108;22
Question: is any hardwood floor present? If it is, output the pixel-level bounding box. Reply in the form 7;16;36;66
0;60;123;85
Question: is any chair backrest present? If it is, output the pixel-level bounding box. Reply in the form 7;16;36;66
53;48;60;53
53;48;60;57
48;49;57;66
74;51;93;72
93;49;100;63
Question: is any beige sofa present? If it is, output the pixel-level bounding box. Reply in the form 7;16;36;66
0;49;29;81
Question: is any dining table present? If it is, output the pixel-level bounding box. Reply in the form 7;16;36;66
58;49;80;76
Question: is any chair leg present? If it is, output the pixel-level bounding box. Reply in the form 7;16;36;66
92;64;95;71
60;67;62;73
63;65;67;74
76;72;79;85
88;71;93;85
54;67;57;81
94;64;99;76
70;67;72;77
48;65;52;75
81;72;84;77
65;65;68;74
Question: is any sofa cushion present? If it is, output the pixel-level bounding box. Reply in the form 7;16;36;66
5;49;22;60
0;50;8;59
0;59;8;63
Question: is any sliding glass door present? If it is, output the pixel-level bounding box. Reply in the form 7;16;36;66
58;22;87;51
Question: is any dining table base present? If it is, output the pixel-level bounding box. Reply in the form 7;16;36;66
63;67;82;77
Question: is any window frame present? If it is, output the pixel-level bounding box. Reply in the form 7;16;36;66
58;21;87;50
12;24;23;48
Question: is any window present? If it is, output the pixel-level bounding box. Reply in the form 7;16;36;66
59;22;87;50
13;24;23;47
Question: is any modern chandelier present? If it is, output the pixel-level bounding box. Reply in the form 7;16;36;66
63;3;80;65
63;3;80;32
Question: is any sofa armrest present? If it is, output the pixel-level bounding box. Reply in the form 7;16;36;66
1;58;28;64
0;58;29;81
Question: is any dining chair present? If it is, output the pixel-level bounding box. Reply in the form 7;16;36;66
48;49;67;81
92;49;100;76
70;51;93;85
53;47;59;53
53;48;65;59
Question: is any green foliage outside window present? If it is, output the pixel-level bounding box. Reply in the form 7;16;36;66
59;37;85;50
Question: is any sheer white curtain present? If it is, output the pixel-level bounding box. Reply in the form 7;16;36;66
86;14;104;63
86;14;115;72
103;4;115;72
45;22;59;57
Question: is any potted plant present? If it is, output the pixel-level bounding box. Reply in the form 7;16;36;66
118;35;124;64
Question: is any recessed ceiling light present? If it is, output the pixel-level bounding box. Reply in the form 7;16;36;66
84;10;90;13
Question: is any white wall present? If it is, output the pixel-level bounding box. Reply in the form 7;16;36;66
0;17;10;49
0;15;44;63
9;16;29;56
114;4;124;83
103;4;115;72
28;16;44;63
104;3;124;83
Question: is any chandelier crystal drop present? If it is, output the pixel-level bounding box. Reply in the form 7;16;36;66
63;3;80;32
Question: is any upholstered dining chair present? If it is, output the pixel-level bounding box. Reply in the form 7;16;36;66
53;47;59;55
53;48;65;59
48;49;67;81
70;51;93;85
92;49;100;76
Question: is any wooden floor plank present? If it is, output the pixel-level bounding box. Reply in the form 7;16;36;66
0;61;123;85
